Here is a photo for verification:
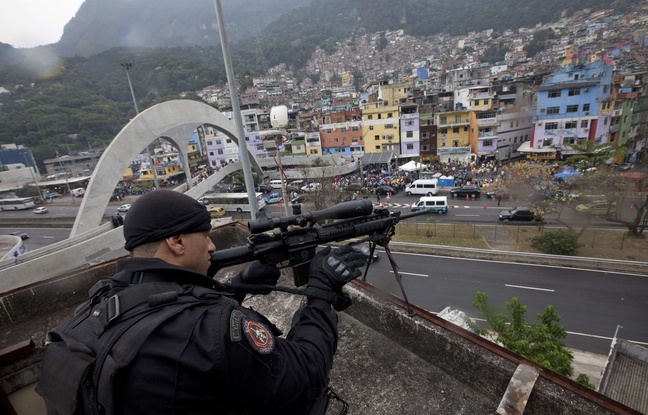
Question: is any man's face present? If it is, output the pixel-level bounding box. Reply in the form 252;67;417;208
179;231;216;275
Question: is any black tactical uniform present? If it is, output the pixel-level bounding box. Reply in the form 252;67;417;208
105;257;337;414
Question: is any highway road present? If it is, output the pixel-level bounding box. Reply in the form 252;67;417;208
363;250;648;355
1;195;643;356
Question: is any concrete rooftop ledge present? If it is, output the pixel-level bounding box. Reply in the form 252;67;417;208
1;259;641;414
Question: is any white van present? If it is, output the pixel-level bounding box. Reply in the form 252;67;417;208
71;188;85;197
405;179;438;196
269;179;283;189
411;196;448;214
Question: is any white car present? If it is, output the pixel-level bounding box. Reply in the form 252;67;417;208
117;204;131;212
33;207;49;214
300;183;321;192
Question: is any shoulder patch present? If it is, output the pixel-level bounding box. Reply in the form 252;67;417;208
229;310;244;342
242;317;274;354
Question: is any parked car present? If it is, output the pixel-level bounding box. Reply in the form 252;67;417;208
264;193;283;204
10;231;29;240
44;191;61;199
229;184;245;193
291;194;307;204
33;207;49;214
256;184;273;194
208;206;226;218
375;185;396;195
575;201;616;216
301;183;322;192
450;185;481;198
117;204;132;212
498;206;535;221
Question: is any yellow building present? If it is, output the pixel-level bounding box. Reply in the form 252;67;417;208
304;132;322;156
361;102;401;154
436;110;472;164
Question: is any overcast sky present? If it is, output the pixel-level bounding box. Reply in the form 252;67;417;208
0;0;85;48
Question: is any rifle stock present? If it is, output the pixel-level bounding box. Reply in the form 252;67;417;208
210;199;431;286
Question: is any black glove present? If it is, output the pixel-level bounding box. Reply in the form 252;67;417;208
308;245;368;293
230;261;280;294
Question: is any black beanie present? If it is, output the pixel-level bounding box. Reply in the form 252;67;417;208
123;190;212;251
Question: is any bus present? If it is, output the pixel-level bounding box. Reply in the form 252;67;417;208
198;192;266;213
0;197;36;211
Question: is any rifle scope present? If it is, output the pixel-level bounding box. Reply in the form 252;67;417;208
249;199;374;234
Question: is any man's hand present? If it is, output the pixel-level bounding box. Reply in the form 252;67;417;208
308;245;368;293
230;261;280;294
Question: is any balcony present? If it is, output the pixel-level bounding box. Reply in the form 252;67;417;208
610;124;620;133
477;118;498;127
438;119;470;127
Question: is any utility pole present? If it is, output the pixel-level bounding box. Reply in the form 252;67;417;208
213;0;258;218
121;63;160;189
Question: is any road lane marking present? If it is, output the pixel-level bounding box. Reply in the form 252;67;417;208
389;271;429;277
505;284;554;292
455;214;481;217
43;236;55;239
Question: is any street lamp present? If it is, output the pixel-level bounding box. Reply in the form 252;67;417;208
121;63;160;189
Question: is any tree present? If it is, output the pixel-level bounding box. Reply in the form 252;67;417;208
472;292;591;384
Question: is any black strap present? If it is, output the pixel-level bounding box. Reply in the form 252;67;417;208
99;282;182;329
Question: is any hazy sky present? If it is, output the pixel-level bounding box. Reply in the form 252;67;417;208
0;1;85;48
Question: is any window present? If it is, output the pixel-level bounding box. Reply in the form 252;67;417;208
547;107;560;115
422;132;429;138
565;121;578;129
369;125;374;130
406;144;414;150
583;104;590;112
545;122;558;130
568;88;580;96
327;129;332;133
207;140;214;146
388;113;393;118
441;142;447;147
375;145;381;150
440;116;447;124
453;127;459;134
405;120;414;126
226;139;232;144
374;135;380;141
453;140;460;147
352;127;359;131
368;115;373;120
406;131;413;138
483;139;493;146
581;120;588;128
385;124;394;129
483;99;489;105
548;90;561;98
566;105;578;113
440;128;448;134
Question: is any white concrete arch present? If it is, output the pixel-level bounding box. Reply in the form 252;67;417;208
71;99;261;237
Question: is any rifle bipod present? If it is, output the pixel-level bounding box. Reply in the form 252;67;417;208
361;241;415;316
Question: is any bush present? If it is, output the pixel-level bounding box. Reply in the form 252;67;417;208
531;230;582;255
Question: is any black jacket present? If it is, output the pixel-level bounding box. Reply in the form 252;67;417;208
110;257;338;414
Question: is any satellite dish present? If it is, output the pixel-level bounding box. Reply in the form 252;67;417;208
270;105;288;128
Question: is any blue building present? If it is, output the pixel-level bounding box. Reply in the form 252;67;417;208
526;61;614;159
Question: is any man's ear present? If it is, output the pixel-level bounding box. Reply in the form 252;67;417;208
164;235;185;255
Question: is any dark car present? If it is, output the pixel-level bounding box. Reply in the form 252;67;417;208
375;185;396;195
229;184;245;193
256;184;273;194
498;206;535;221
450;185;481;198
291;194;307;204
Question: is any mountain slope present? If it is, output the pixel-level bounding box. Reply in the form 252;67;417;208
56;0;311;57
